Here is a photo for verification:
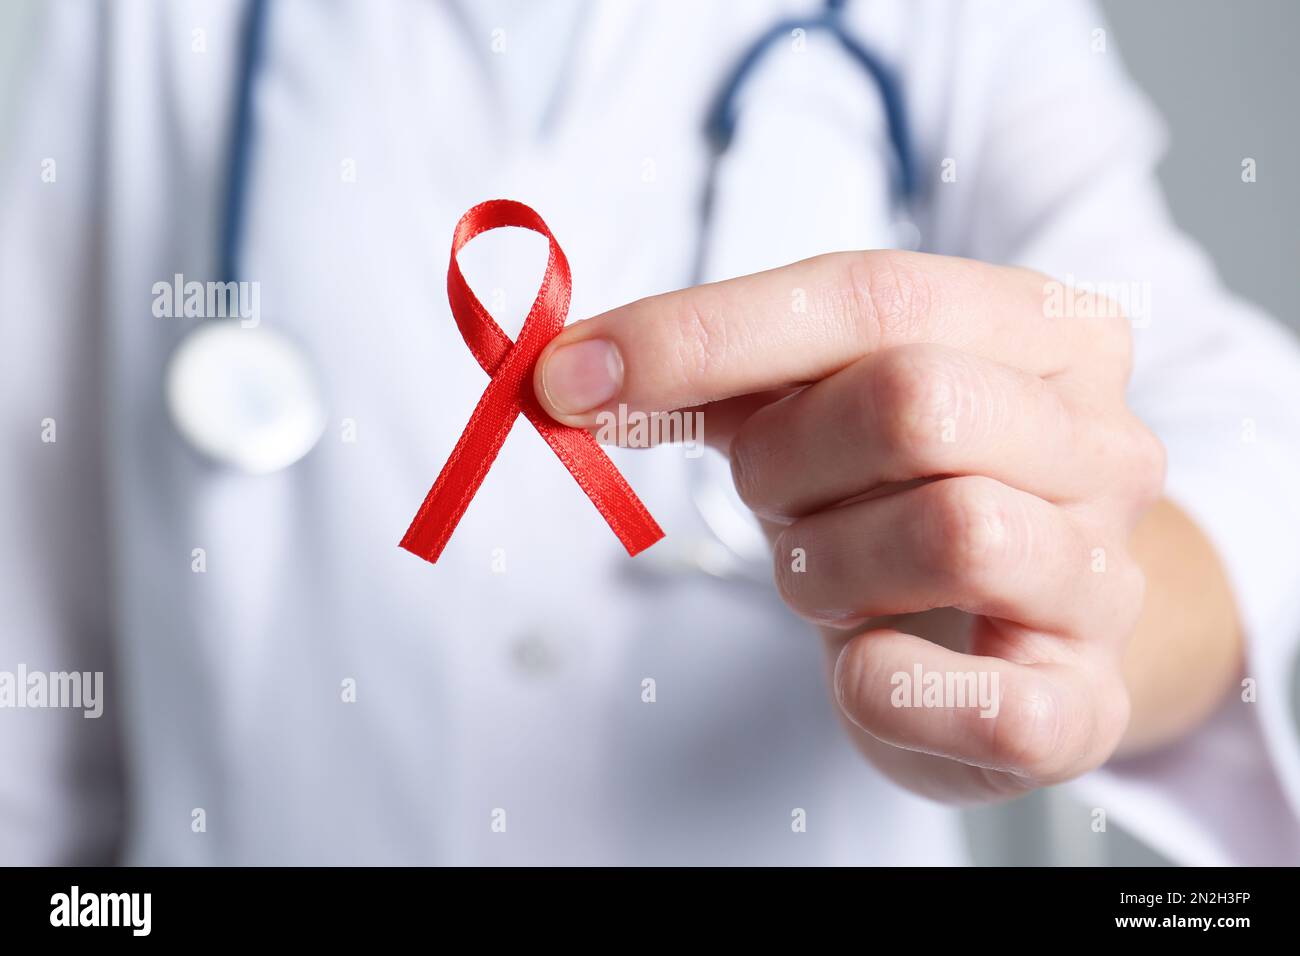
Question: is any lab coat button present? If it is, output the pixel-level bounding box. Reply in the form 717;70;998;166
510;632;563;677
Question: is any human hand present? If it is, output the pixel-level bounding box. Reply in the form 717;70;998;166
535;251;1165;802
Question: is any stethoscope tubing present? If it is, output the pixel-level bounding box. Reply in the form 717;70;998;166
702;1;915;204
222;0;270;286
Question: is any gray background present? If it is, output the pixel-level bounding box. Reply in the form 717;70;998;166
1101;0;1299;332
1;0;1295;866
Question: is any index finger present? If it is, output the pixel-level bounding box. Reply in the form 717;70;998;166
534;250;1085;426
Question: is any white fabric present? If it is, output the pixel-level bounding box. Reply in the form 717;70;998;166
1;0;1297;865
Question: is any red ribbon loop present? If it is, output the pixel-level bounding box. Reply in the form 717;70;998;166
400;199;665;564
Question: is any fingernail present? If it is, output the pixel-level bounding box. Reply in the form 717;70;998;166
540;338;623;415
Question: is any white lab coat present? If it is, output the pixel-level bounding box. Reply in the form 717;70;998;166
2;0;1299;865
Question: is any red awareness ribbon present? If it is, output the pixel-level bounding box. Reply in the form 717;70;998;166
400;200;665;564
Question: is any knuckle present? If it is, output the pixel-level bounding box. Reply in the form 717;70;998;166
1097;676;1133;760
666;292;732;396
841;251;933;351
1113;555;1148;635
924;477;1020;587
835;639;892;725
1128;422;1167;506
773;525;858;626
870;346;963;472
989;683;1066;779
772;527;810;613
728;420;767;513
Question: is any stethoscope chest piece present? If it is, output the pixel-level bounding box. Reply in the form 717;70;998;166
165;322;327;475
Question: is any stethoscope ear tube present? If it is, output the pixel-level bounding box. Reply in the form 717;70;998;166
702;0;917;209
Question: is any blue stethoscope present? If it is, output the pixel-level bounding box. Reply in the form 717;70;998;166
166;0;915;572
701;0;916;230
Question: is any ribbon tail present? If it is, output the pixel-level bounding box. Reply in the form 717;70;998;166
400;381;521;564
524;404;665;557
